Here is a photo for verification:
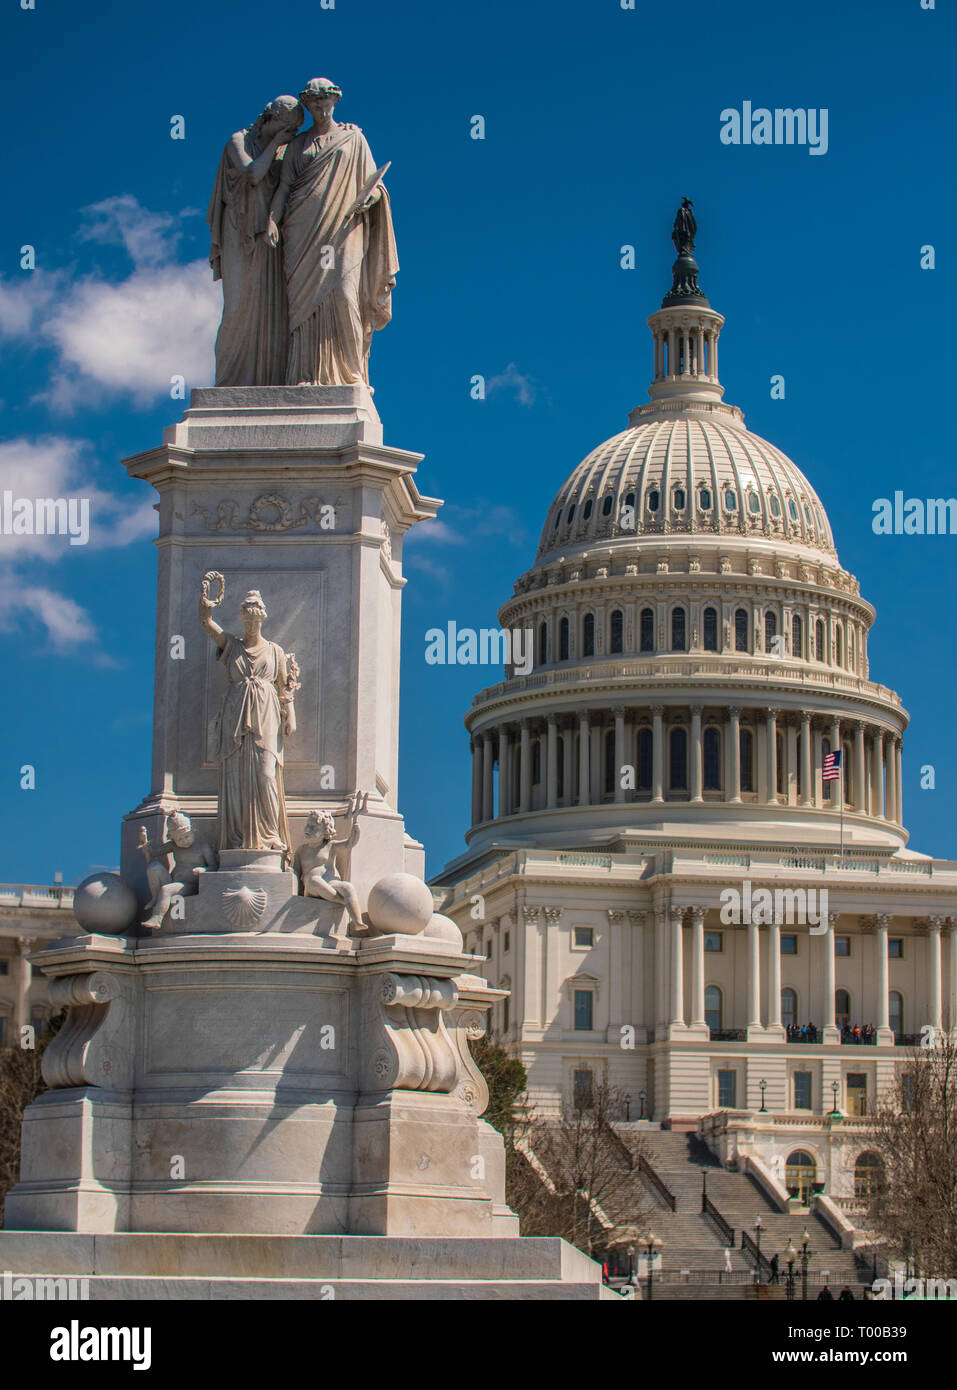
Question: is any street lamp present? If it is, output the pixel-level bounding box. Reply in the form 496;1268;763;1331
626;1243;636;1281
784;1238;797;1301
754;1215;763;1269
624;1093;631;1122
830;1080;841;1115
644;1232;663;1302
638;1089;647;1120
759;1079;768;1113
800;1227;812;1301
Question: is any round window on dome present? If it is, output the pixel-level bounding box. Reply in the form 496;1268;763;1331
788;499;798;521
724;489;738;511
583;499;593;520
602;495;613;516
699;488;712;510
769;495;781;518
748;491;761;514
647;489;660;512
673;488;686;510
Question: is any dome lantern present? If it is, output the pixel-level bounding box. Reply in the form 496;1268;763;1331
646;199;726;408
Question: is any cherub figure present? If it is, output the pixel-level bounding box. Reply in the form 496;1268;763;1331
138;812;218;929
294;793;367;934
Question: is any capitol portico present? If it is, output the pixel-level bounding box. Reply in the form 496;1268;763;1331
434;206;957;1216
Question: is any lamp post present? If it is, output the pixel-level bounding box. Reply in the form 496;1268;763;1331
785;1238;797;1301
625;1093;631;1122
638;1089;646;1120
644;1232;662;1302
800;1227;812;1301
830;1080;841;1116
754;1215;763;1272
759;1078;768;1113
701;1166;709;1208
627;1243;636;1282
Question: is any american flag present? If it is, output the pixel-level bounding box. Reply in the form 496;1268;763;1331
822;750;842;782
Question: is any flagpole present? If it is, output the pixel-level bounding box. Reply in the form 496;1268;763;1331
840;761;845;863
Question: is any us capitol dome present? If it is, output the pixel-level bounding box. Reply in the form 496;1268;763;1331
435;202;957;1237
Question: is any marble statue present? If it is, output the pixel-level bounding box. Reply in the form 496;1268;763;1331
138;812;218;929
267;77;398;386
208;96;305;386
199;572;300;856
294;795;366;933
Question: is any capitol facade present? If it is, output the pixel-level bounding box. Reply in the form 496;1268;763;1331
434;207;957;1218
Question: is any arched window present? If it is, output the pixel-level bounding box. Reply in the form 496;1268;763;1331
604;729;616;795
583;499;593;520
699;488;713;510
553;508;562;531
703;727;721;791
703;606;718;652
815;618;826;662
532;739;542;785
822;737;833;800
647;489;660;512
765;610;777;653
538;621;547;666
776;731;785;795
735;608;749;652
788;498;799;521
747;490;761;514
836;989;851;1027
889;991;903;1037
640;607;655;652
602;494;613;516
785;1151;818;1204
637;728;653;791
671;607;687;652
835;624;844;667
610;609;623;655
673;487;686;510
582;612;595;657
705;985;722;1031
567;503;576;524
769;494;781;518
724;489;738;511
559;616;569;660
556;736;565;800
669;727;688;791
781;988;797;1029
854;1153;884;1201
739;727;754;792
791;613;803;659
804;503;813;526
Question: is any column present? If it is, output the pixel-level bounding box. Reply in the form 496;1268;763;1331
690;906;706;1028
786;719;798;806
655;907;668;1031
562;719;574;806
546;716;558;809
670;905;685;1026
766;706;779;803
747;918;761;1030
481;732;494;822
577;711;590;807
654;331;662;379
613;708;626;804
470;737;482;825
497;727;509;817
690;705;703;803
652;705;664;803
853;721;866;811
13;938;32;1034
885;736;898;826
870;731;885;818
728;707;741;804
829;716;841;810
874;914;891;1041
823;913;837;1037
696;326;705;377
895;740;904;825
800;713;812;806
711;332;719;381
667;327;676;377
928;917;944;1033
519;721;531;813
768;920;782;1032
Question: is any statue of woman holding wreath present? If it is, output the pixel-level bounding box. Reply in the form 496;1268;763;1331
199;572;300;856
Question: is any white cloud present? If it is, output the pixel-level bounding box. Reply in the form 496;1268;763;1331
0;195;220;411
486;362;538;407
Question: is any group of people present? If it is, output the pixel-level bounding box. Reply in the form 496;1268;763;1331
784;1022;878;1044
785;1022;820;1042
840;1023;878;1044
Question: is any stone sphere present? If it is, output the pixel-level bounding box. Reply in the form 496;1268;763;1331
367;873;435;936
72;873;139;935
423;913;463;948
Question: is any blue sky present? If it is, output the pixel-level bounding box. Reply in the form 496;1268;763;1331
0;0;955;884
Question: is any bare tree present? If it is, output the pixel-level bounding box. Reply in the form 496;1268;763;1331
0;1043;44;1224
867;1032;957;1277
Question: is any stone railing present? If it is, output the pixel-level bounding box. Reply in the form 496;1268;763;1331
0;883;75;909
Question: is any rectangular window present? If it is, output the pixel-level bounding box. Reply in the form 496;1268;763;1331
573;990;594;1031
0;1017;5;1045
502;997;509;1033
717;1070;737;1108
0;961;8;975
573;926;594;949
888;938;903;958
781;935;798;955
504;930;510;952
835;936;851;957
794;1072;812;1110
573;1069;593;1110
704;932;722;952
